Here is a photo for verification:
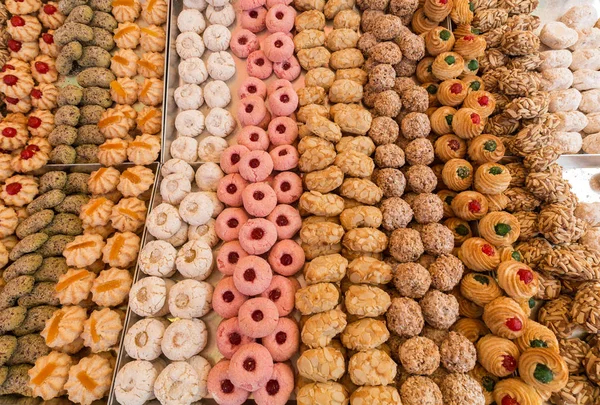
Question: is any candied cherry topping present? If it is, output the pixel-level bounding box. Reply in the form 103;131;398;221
255;58;265;66
227;218;239;228
517;268;534;284
43;4;57;14
278;148;288;156
238;36;248;45
231;153;241;164
2;128;17;138
464;34;475;41
222;291;235;302
249;132;259;141
251;310;263;322
249;9;258;17
228;251;239;264
276;215;288;226
245;104;254;113
249;158;260;168
468;199;481;213
481;243;495;256
280;254;292;266
0;64;14;73
275;331;287;344
505;317;523;332
3;75;18;86
244;268;256;281
282;62;290;70
448;139;460;151
5;97;19;105
229;332;242;345
247;85;256;93
42;33;54;44
226;184;237;194
253;191;265;201
11;16;25;27
280;181;291;192
6;182;22;195
502;355;517;372
243;358;256;371
269;288;281;301
28;116;41;128
251;227;264;239
274;40;283;48
280;94;289;103
34;62;49;74
276;124;286;133
221;380;234;394
31;89;43;99
266;380;280;395
478;96;489;106
20;148;35;159
450;83;463;94
276;11;284;19
8;40;22;52
502;395;519;405
471;113;481;125
439;0;448;3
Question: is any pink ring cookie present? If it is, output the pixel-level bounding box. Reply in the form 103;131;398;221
217;318;255;359
265;5;296;33
241;7;267;33
253;362;295;405
238;95;268;127
237;126;270;151
208;360;250;405
268;117;297;146
217;174;249;207
267;239;305;276
213;277;249;319
260;276;297;317
238;298;280;339
216;208;250;241
238;77;267;100
261;318;299;362
266;204;302;239
220;145;250;175
240;0;266;11
230;29;260;59
239;150;274;183
242;182;278;217
267;0;293;6
229;343;274;392
268;86;298;117
267;79;292;96
274;56;301;81
233;255;273;296
271;171;302;204
269;145;298;171
217;241;249;275
263;33;294;63
247;50;273;79
239;218;278;255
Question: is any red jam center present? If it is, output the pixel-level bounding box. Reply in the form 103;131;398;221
28;116;42;128
253;191;264;201
256;58;265;66
247;85;256;93
274;40;283;48
275;11;284;19
251;310;263;322
280;181;291;192
502;396;519;405
471;113;481;125
448;139;460;151
450;83;463;94
249;158;260;168
238;36;248;45
251;227;264;239
226;184;237;194
6;183;22;195
221;380;234;394
280;254;292;266
250;132;259;141
517;269;533;284
42;33;54;44
5;97;19;105
243;358;256;371
269;288;281;301
20;148;35;160
276;215;288;226
280;94;289;103
266;380;280;395
275;331;287;344
8;39;22;52
228;332;241;345
505;317;523;332
245;104;254;113
11;16;25;27
228;251;239;264
35;62;50;74
502;355;517;372
481;243;495;256
222;291;235;303
468;200;481;213
44;4;57;14
243;268;256;281
276;124;286;133
2;128;17;138
231;153;240;164
278;149;288;156
282;62;290;70
249;10;258;18
3;75;18;86
227;218;239;228
31;89;43;99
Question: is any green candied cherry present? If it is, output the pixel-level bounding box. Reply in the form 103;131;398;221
494;223;511;236
484;140;497;152
457;166;470;179
489;166;503;175
426;84;438;95
439;30;452;41
533;363;554;384
530;339;548;348
469;81;481;91
511;250;522;261
455;224;470;236
468;59;479;71
481;376;496;393
445;55;456;65
474;274;490;285
445;114;454;126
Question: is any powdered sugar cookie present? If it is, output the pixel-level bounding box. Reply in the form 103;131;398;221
176;240;214;280
129;276;174;317
206;108;236;138
124;317;169;360
195;162;224;191
176;110;205;137
174;84;203;111
179;57;209;84
160;173;192;205
177;9;206;34
162;158;194;182
168;279;213;318
187;356;211;399
114;360;164;405
146;203;183;240
170;137;199;162
198;136;228;163
138;240;177;277
154;362;202;405
206;3;236;26
184;0;208;9
179;192;214;226
203;24;231;52
176;32;205;60
188;219;220;247
207;51;236;81
204;80;231;108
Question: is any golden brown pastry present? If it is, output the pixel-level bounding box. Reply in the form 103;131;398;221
437;79;468;107
423;0;453;22
63;234;105;268
460;272;503;307
41;306;87;349
460;237;500;271
515;320;559;353
478;211;520;247
473;163;511;195
431;52;464;81
88;167;121;195
102;231;140;268
493;378;543;405
451;318;489;343
444;217;472;246
28;351;73;400
425;26;455;56
518;348;569;393
416;57;437;83
412;8;439;35
450;0;474;25
81;308;124;352
483;296;528;339
435;134;467;162
467;134;505;164
442;158;473;191
110;197;146;233
430;106;457;135
90;268;132;307
463;91;496;117
64;354;113;405
497;260;539;300
477;334;520;377
451;190;489;221
79;197;114;227
453;34;486;60
117;165;154;197
55;268;96;305
452;107;486;139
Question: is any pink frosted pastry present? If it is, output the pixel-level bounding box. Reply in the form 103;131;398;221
247;50;273;79
271;172;302;204
267;117;297;146
242;182;277;217
253;362;295;405
267;79;292;96
220;145;250;174
217;174;248;207
233;255;273;296
241;7;267;33
238;95;268;127
230;29;260;59
240;0;266;11
213;276;249;319
262;318;299;362
238;77;267;100
268;239;305;276
269;145;298;171
208;359;250;405
268;86;297;116
263;33;294;63
274;56;301;81
266;204;302;239
216;208;250;241
217;317;255;359
238;297;279;339
229;343;274;392
265;5;296;33
217;241;249;275
239;218;278;255
239;150;274;183
237;126;270;151
260;276;297;317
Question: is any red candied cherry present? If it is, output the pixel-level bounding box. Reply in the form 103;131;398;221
502;395;519;405
27;144;39;152
221;380;234;394
269;288;281;302
20;148;35;160
42;33;54;44
43;4;57;14
243;268;256;281
2;127;17;138
243;357;256;371
450;83;463;94
275;331;286;344
10;16;25;27
227;251;239;264
468;199;481;213
266;380;280;396
227;218;239;228
31;89;43;99
251;310;263;322
505;317;523;332
249;158;260;168
280;181;290;192
5;182;22;195
276;215;288;226
226;183;237;194
34;62;50;74
8;39;22;52
0;64;15;73
470;113;481;125
229;332;241;346
28;116;42;129
481;243;495;256
501;354;517;372
280;254;292;266
464;35;475;41
3;75;18;86
5;97;19;105
478;96;489;106
251;227;264;240
448;139;460;151
253;191;264;201
517;268;534;284
222;290;235;302
439;0;448;3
